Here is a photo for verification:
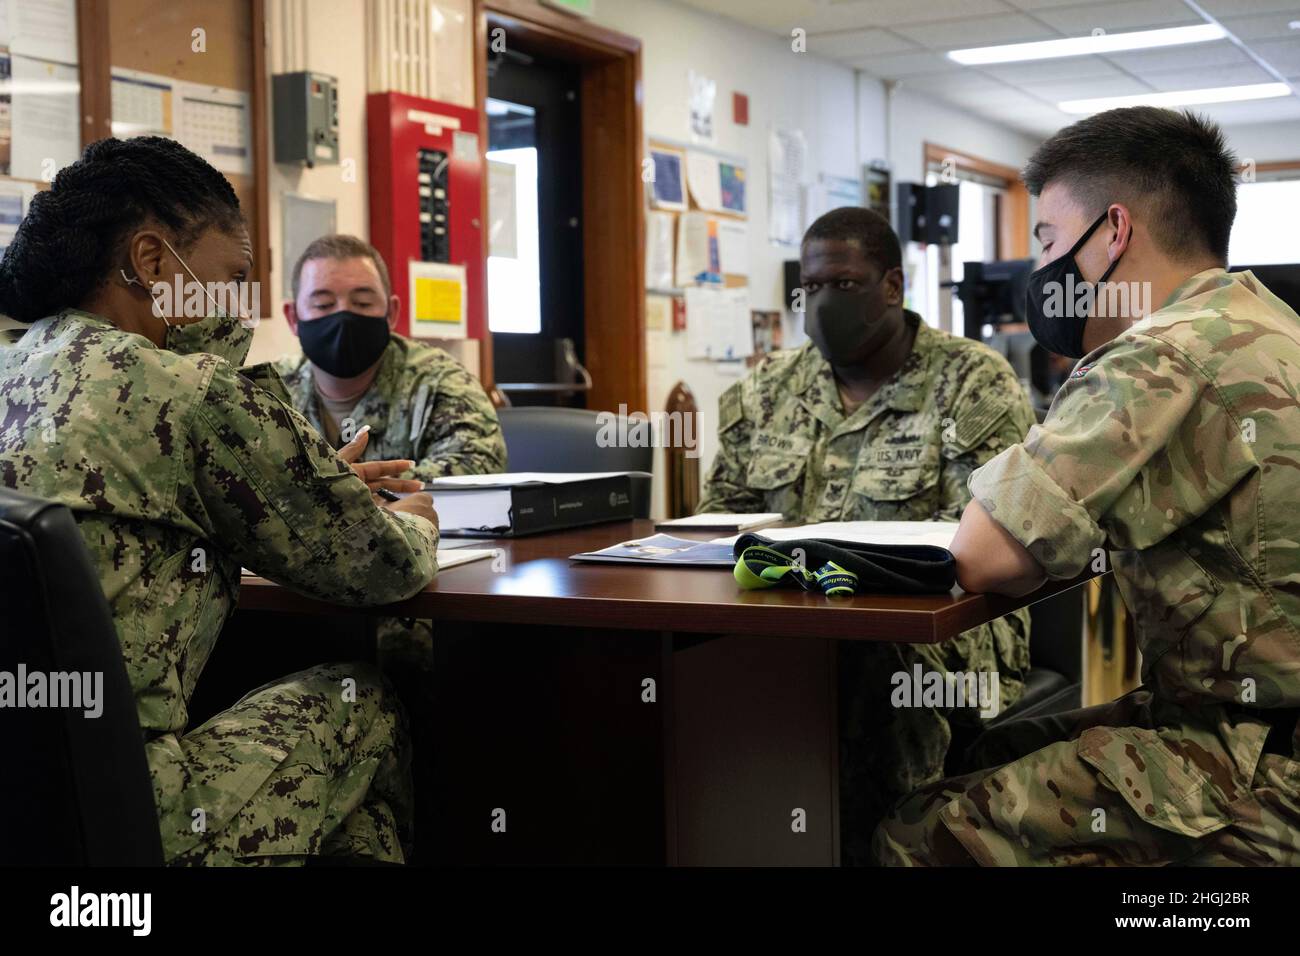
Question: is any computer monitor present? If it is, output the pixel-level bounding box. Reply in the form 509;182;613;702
955;258;1034;340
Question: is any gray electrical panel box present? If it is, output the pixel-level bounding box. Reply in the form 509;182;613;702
272;71;339;167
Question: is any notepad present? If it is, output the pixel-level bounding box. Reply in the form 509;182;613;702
710;520;959;550
570;533;735;567
655;512;783;532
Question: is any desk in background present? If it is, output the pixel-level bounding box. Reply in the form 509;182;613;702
239;520;1095;865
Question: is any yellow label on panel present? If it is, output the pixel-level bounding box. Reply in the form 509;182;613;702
414;276;463;324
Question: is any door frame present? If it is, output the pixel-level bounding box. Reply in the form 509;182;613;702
475;0;645;413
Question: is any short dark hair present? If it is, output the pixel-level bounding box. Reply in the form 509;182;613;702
291;234;391;300
0;136;242;323
802;206;902;274
1022;107;1237;263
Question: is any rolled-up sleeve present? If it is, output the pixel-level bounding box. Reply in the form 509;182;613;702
969;443;1104;579
968;328;1229;580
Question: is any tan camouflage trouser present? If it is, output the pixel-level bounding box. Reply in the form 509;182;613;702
873;688;1300;866
838;610;1030;867
154;662;413;866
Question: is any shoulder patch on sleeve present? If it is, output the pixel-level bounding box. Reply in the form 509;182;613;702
951;389;1014;453
719;381;745;433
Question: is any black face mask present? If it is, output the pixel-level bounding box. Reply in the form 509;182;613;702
1025;210;1122;359
805;278;890;366
298;310;391;378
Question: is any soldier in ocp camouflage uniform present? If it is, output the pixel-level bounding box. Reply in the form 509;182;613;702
699;207;1034;866
875;108;1300;866
0;137;440;864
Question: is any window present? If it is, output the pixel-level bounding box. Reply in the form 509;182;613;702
1229;177;1300;267
486;98;541;334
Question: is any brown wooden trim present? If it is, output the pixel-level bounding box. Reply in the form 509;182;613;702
75;0;112;148
250;0;271;306
473;3;496;389
1244;159;1300;175
923;142;1020;184
486;0;640;56
1001;182;1030;259
479;0;646;414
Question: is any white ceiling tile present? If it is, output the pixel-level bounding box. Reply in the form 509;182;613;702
681;0;1020;34
1002;0;1105;9
818;0;1018;30
899;71;1012;94
1104;39;1250;73
804;27;920;58
1249;36;1300;75
1191;96;1300;128
1139;62;1277;90
1029;0;1201;34
1219;12;1300;41
893;12;1060;48
850;50;964;76
1030;75;1156;100
1198;0;1300;17
980;54;1125;82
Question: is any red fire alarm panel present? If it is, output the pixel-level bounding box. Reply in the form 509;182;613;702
367;91;484;341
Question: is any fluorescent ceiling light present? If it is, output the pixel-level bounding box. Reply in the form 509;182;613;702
1059;82;1292;114
949;24;1225;65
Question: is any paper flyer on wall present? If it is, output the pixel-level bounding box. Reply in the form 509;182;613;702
9;54;78;181
768;126;809;247
646;209;675;290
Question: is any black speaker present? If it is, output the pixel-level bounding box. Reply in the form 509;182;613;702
895;182;960;246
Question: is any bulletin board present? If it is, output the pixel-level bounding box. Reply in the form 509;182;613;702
646;135;753;362
0;0;76;246
96;0;268;300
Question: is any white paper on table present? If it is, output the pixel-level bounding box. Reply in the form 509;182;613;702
717;218;749;277
685;151;723;212
10;54;79;181
436;548;498;570
429;471;646;488
711;521;958;550
645;210;675;290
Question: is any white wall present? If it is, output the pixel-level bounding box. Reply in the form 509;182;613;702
1225;121;1300;165
592;0;1042;516
591;0;861;516
247;0;372;366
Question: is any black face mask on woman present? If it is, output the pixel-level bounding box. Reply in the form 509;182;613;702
298;309;391;378
1024;209;1123;359
805;276;892;366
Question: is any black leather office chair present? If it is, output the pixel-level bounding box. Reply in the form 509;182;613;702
942;402;1085;773
497;407;653;518
0;487;163;865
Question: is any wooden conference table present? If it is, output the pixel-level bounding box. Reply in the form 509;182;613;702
238;519;1094;866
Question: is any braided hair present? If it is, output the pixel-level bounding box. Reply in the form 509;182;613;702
0;136;243;323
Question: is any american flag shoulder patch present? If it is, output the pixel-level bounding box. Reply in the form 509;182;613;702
1071;364;1095;379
